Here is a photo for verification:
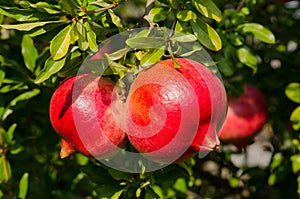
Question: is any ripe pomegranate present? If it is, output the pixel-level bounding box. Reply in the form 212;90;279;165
219;84;268;149
125;58;227;163
50;74;127;158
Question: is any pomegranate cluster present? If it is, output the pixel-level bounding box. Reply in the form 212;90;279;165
49;58;228;163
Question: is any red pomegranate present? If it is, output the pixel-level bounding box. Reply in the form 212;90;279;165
125;58;227;163
219;84;268;149
49;74;127;158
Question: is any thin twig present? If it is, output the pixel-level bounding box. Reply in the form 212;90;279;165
85;4;116;15
236;0;246;11
142;0;156;27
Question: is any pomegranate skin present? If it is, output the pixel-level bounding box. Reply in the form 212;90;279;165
219;84;268;147
125;58;227;163
50;74;127;158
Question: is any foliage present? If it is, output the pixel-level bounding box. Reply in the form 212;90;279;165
0;0;299;198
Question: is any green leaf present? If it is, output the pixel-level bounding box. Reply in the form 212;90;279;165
126;37;166;49
108;169;132;181
218;58;234;76
108;9;124;29
148;7;170;23
0;155;11;182
3;124;17;146
170;32;197;42
0;14;3;24
50;25;72;60
0;69;5;87
107;48;130;61
236;46;257;73
290;106;300;131
19;1;61;14
191;19;222;51
59;0;79;16
84;22;98;52
176;10;196;21
237;23;276;44
22;35;39;72
0;94;4;120
75;19;89;51
0;7;57;22
18;172;29;199
285;83;300;103
291;154;300;173
8;89;40;108
140;48;164;67
192;0;222;22
0;21;62;31
35;57;66;83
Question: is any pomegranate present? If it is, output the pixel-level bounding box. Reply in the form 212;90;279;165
125;58;227;163
50;74;127;158
219;84;268;149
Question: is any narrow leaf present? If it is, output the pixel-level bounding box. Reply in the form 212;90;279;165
0;70;5;87
126;37;165;49
35;57;66;83
237;23;276;44
192;0;222;22
0;21;62;31
140;48;164;67
50;25;72;60
9;89;40;107
84;22;98;52
0;155;12;182
108;9;124;29
18;172;29;199
75;19;89;51
191;19;222;51
22;35;39;72
0;7;56;22
237;46;257;73
19;1;61;14
285;83;300;103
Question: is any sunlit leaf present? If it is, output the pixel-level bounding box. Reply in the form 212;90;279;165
285;83;300;103
191;19;222;51
21;35;38;72
35;57;66;83
140;48;164;67
18;172;29;199
0;155;11;182
291;154;300;173
84;22;98;52
2;123;17;146
290;106;300;131
170;32;197;42
237;23;276;44
148;7;170;23
75;19;89;51
50;25;72;60
236;46;257;73
19;1;61;14
192;0;222;22
0;21;62;31
176;10;196;21
108;9;124;30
